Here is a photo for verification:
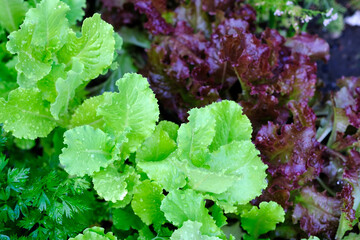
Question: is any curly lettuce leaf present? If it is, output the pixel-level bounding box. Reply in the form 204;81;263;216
343;233;360;240
7;0;70;85
241;201;285;239
208;101;252;151
170;221;222;240
186;140;267;206
36;63;66;103
0;0;27;33
292;186;342;238
61;0;86;25
70;94;107;129
156;120;179;141
70;226;116;240
131;180;165;227
137;154;187;191
110;166;140;208
59;125;119;177
0;88;56;139
50;60;83;119
136;122;177;162
139;100;267;211
210;204;227;228
177;106;216;167
92;165;130;203
97;73;159;159
160;189;221;237
57;13;115;82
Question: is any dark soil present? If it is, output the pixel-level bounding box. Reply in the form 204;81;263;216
316;25;360;91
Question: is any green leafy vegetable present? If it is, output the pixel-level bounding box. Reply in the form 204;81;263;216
60;0;86;25
0;88;56;139
60;125;119;177
97;73;159;159
131;180;165;227
170;221;222;240
241;201;285;239
7;0;69;85
56;13;115;82
0;0;27;33
160;189;221;237
70;227;117;240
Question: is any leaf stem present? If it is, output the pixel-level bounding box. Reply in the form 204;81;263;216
316;177;336;197
233;67;249;99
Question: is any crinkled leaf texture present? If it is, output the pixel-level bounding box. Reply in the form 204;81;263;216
110;166;140;209
160;189;222;237
292;186;342;239
139;100;267;211
0;88;56;139
7;0;70;84
69;226;116;240
59;125;119;177
170;221;222;240
97;73;159;159
241;201;285;238
92;165;130;203
56;13;115;82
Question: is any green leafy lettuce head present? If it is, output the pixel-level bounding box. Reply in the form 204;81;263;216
138;100;268;213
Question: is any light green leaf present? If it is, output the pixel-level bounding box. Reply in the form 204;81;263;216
131;180;165;227
183;165;237;194
180;140;267;206
37;63;67;102
301;237;320;240
59;125;119;176
50;60;83;119
336;212;356;240
136;124;177;162
0;88;56;139
7;0;70;84
157;120;179;141
177;107;215;167
342;233;360;240
14;138;36;150
210;204;227;228
209;141;267;206
92;165;128;203
97;73;159;159
111;166;140;208
70;94;107;129
171;221;222;240
69;226;117;240
60;0;86;25
208;100;252;151
57;13;115;82
137;154;186;191
160;189;221;237
0;0;27;33
241;201;285;239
